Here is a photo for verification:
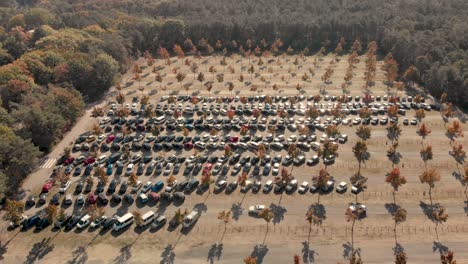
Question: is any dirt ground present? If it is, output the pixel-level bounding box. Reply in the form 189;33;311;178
1;54;467;264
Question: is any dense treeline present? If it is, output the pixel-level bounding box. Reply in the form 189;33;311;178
0;0;467;198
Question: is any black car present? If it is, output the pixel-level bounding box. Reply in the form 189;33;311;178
98;193;109;205
50;194;60;205
112;194;121;204
119;181;129;194
84;182;93;193
123;194;134;204
26;195;36;206
65;215;81;230
185;179;200;192
102;217;117;229
176;180;188;192
36;218;50;230
107;179;117;194
75;181;84;194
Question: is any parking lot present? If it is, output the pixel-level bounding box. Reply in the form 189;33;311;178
3;54;468;263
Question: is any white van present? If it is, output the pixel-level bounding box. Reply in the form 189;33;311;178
182;210;200;228
113;213;134;231
77;214;91;229
139;211;155;226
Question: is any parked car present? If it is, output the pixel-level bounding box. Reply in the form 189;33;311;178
151;215;167;230
336;182;348;193
248;205;266;215
263;180;273;193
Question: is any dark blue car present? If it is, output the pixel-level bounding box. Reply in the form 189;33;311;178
151;181;164;192
22;215;40;230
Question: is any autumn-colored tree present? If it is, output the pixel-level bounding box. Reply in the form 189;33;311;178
224;145;232;157
386;123;402;142
356;125;372;141
318;140;339;165
45;204;58;223
325;125;340;138
5;199;25;226
259;207;273;235
243;256;257;264
293;254;301;264
95;167;108;186
417;123;431;143
440;251;457;264
312;168;330;202
129;172;138;186
352;39;362;54
450;143;466;163
201;171;214;193
387;105;398;118
217;210;231;237
116;92;125;105
345;207;359;254
446;120;464;143
385;167;407;202
358;107;372;119
420;144;433;166
419;168;441;198
415;109;425;121
349;173;368;202
87;203;104;221
432;206;449;224
91;106;104;117
352;141;368;174
133;211;143;226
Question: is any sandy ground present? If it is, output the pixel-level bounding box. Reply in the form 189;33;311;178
1;54;467;264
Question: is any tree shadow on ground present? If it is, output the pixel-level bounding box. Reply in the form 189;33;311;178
432;241;448;254
156;202;169;215
160;244;175;264
230;202;243;221
251;244;269;264
194;202;208;214
464;200;468;216
114;244;132;264
269;203;287;225
309;203;327;223
23;238;55;264
301;241;317;263
0;242;8;261
207;243;223;264
342;241;361;260
67;246;88;264
451;171;465;185
384;203;401;216
393;243;405;255
419;201;440;222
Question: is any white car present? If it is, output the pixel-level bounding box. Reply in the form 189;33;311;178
195;141;206;149
286;179;298;192
165;180;178;192
263;180;273;193
164;163;173;175
248;205;266;215
141;181;152;193
349;203;367;215
97;154;107;164
77;215;91;229
336;182;348;193
90;216;108;228
241;180;252;192
298;181;309;193
59;181;72;193
272;163;280;175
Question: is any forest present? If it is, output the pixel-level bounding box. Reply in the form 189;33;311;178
0;0;467;198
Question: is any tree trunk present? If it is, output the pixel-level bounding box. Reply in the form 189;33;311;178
351;219;355;252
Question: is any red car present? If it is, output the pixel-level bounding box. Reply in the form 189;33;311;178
88;193;97;204
42;181;54;193
83;157;96;165
228;136;239;143
64;157;75;165
203;163;213;174
184;142;193;149
106;134;115;143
